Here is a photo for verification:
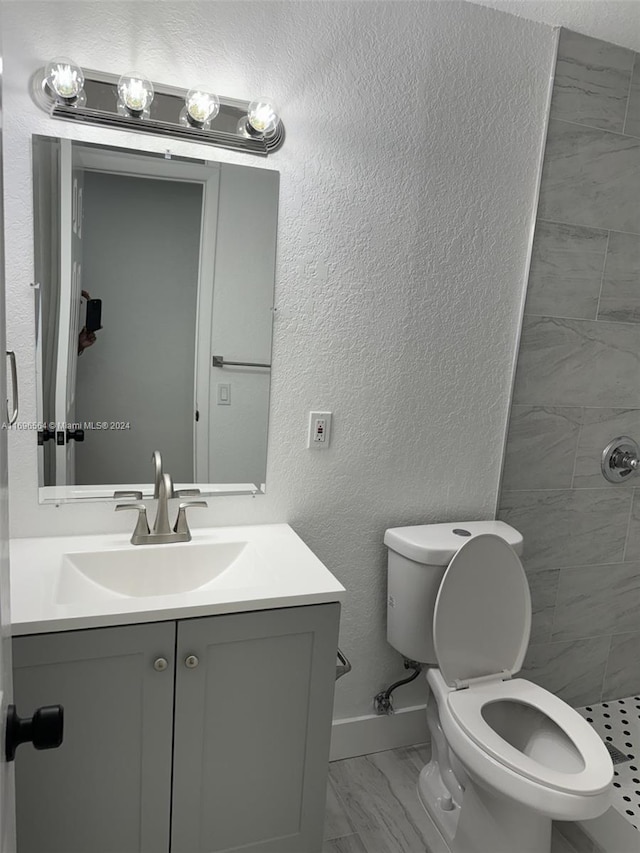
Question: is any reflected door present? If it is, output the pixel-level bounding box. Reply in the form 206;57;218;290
0;22;17;849
54;140;83;485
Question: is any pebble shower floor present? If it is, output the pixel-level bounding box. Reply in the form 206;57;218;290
578;695;640;830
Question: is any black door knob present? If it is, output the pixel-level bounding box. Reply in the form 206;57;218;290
36;428;56;446
5;703;64;761
66;429;85;442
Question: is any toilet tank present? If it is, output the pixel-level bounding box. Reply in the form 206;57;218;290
384;520;524;664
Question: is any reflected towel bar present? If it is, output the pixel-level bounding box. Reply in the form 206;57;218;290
212;356;271;369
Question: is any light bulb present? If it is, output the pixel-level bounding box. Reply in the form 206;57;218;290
185;87;220;126
117;72;154;114
247;99;280;134
45;57;84;101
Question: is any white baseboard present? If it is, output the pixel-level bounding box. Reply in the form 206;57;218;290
330;704;429;761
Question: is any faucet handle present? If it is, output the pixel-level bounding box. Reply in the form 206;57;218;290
113;490;143;500
173;501;208;538
115;502;150;539
174;488;201;498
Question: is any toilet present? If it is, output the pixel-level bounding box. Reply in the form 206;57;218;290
384;520;613;853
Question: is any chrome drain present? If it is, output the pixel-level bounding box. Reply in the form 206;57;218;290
605;742;632;765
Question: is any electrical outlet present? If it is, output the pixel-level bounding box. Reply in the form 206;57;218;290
307;411;332;449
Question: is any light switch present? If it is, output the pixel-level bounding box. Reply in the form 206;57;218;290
217;383;231;405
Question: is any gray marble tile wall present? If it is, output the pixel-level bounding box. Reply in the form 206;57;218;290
498;29;640;707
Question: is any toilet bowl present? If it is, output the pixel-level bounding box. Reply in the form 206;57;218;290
384;522;613;853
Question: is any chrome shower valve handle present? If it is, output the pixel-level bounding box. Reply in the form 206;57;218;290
601;436;640;483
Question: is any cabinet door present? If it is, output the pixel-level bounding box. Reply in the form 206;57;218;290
13;622;176;853
172;603;340;853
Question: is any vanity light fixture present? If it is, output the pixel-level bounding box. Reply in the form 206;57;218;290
117;72;154;117
44;57;85;104
248;99;280;134
184;86;220;128
32;59;285;156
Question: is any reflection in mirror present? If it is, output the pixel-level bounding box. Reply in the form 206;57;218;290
32;135;279;503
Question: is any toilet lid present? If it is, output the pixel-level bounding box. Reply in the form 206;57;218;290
433;534;531;688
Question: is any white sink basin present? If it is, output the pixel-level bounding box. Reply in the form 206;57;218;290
10;524;346;635
57;541;248;602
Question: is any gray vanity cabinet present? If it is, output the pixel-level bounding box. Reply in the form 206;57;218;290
171;603;340;853
13;603;340;853
13;621;176;853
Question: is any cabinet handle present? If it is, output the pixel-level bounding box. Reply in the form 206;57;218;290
153;657;168;672
185;654;199;669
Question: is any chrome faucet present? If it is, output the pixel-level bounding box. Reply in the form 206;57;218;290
153;472;175;536
116;452;207;545
151;450;201;499
152;450;164;499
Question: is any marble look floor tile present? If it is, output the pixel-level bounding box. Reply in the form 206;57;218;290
603;632;640;699
408;743;431;767
513;317;640;408
550;30;635;132
625;53;640;139
538;120;640;234
525;223;606;318
502;406;582;491
597;231;640;323
499;489;631;570
574;408;640;488
325;777;356;841
623;491;640;562
326;747;597;853
329;747;432;853
522;636;610;706
551;563;640;640
322;834;367;853
528;568;560;644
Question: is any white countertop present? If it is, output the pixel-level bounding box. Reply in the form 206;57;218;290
10;524;346;636
39;482;261;503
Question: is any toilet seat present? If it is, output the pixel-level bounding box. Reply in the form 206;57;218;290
447;677;610;796
430;533;612;801
432;534;531;689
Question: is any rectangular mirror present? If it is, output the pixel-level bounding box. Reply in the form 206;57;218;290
32;135;279;503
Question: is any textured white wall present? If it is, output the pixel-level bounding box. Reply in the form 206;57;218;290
468;0;640;51
2;1;556;719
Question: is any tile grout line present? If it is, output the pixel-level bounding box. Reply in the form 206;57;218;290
621;487;636;564
501;485;637;492
510;405;640;413
523;312;639;326
509;551;638;573
523;311;640;329
568;406;585;491
594;230;611;322
536;216;640;240
622;53;637;136
550;114;640;141
325;833;363;850
547;562;564;647
598;633;614;704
